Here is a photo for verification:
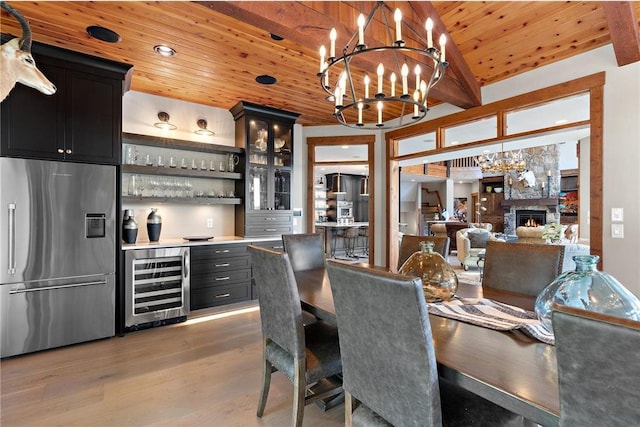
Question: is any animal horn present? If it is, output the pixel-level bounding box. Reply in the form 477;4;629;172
1;1;32;52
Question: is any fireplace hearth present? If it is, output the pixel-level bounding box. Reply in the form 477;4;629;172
516;209;547;227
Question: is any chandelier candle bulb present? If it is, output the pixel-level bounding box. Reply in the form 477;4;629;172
420;80;427;105
439;34;447;62
390;72;396;97
547;170;552;177
426;18;434;49
413;90;420;118
357;14;365;46
377;64;384;96
394;9;402;43
357;102;363;126
329;28;337;58
319;45;326;73
401;64;409;97
377;101;383;126
364;75;370;99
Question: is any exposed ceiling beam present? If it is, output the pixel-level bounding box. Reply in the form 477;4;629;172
196;1;479;109
408;1;481;107
602;1;640;66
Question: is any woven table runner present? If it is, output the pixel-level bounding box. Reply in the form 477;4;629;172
428;298;555;345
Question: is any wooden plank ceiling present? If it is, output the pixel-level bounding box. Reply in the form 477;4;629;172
1;1;639;126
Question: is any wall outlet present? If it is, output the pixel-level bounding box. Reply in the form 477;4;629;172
206;218;214;228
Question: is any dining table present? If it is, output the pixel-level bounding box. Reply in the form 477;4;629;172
294;266;560;427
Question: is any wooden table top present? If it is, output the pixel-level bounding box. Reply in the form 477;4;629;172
294;266;560;427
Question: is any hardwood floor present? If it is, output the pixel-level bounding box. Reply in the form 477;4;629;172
0;303;344;427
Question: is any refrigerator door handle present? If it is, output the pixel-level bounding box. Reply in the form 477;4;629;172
8;203;16;275
183;251;190;279
9;280;108;294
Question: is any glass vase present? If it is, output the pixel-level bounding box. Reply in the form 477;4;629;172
535;255;640;333
399;241;458;303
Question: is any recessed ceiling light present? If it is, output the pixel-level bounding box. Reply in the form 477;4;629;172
555;119;569;124
256;75;277;85
154;44;176;57
341;145;349;149
86;25;121;43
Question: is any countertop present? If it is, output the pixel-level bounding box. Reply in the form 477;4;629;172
121;235;281;250
315;222;369;228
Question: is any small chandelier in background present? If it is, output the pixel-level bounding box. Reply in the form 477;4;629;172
154;111;177;130
475;143;526;173
318;2;448;130
194;119;215;136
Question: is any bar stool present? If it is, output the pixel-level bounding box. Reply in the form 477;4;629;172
344;227;360;258
359;226;369;256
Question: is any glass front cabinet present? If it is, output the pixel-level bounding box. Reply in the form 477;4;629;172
231;102;300;237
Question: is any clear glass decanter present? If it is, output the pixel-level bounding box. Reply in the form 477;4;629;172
535;255;640;333
399;241;459;303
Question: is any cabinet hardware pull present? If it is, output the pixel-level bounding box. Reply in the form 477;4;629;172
9;280;107;294
215;293;231;298
65;149;72;154
271;245;284;249
215;276;230;281
8;203;16;275
57;148;64;154
215;249;230;254
214;263;230;267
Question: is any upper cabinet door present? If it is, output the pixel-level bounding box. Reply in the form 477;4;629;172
0;41;131;165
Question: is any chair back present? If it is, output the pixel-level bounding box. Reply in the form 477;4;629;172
398;235;450;270
327;260;442;427
282;233;325;272
482;240;564;296
249;245;305;359
553;305;640;426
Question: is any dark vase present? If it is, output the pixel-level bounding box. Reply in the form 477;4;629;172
147;208;162;242
122;209;138;244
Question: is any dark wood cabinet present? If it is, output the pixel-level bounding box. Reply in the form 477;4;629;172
230;101;299;237
480;193;505;233
190;244;252;310
0;38;132;165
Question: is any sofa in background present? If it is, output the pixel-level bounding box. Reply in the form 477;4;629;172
456;228;504;270
515;226;590;272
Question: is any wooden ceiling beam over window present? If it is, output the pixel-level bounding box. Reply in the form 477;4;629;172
602;1;640;66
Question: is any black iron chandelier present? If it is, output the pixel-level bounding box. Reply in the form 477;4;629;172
318;1;448;130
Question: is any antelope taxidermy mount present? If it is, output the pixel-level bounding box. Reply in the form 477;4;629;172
1;1;56;102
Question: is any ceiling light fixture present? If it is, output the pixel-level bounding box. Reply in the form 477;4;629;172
153;44;176;57
194;119;214;136
318;1;448;130
474;142;526;173
154;111;177;130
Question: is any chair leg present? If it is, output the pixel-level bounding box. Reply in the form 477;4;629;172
292;358;306;427
345;391;354;427
257;357;273;417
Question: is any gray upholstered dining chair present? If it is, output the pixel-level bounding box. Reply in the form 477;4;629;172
397;235;450;270
326;260;527;427
482;240;564;296
282;233;326;271
248;245;342;427
553;305;640;427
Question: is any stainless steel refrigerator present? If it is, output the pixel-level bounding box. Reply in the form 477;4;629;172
0;158;116;358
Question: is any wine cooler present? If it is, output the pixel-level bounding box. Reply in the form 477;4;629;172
124;247;190;331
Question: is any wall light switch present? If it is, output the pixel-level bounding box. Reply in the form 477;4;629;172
206;218;214;228
611;207;624;222
611;224;624;239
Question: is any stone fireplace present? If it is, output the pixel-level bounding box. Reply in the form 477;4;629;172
501;145;560;235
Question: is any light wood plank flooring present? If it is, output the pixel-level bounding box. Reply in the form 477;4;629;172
0;303;344;427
